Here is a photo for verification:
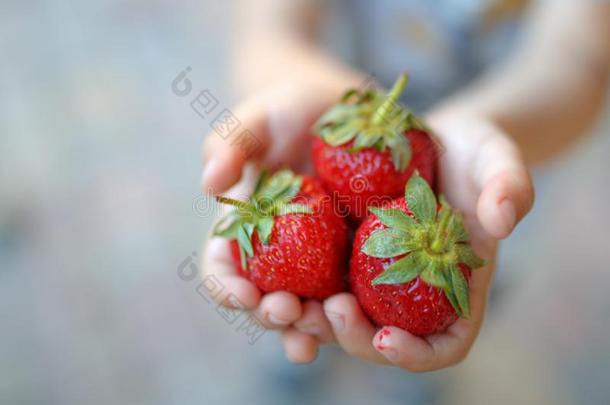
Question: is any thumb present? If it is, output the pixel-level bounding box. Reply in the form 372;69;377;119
201;96;270;195
200;82;334;195
473;125;535;239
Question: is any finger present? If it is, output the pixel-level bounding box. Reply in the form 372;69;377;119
253;291;302;330
293;300;335;344
202;237;261;309
372;302;483;371
323;293;389;364
473;129;535;239
201;98;270;194
372;320;473;372
373;326;469;372
373;259;492;372
281;328;319;364
372;326;436;370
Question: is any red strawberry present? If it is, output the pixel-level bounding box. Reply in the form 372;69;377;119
214;169;349;300
350;173;485;336
312;73;437;223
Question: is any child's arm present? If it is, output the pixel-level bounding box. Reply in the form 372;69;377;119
229;0;351;97
431;0;610;165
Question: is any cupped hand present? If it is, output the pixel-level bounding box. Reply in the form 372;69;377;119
284;109;535;370
200;74;361;359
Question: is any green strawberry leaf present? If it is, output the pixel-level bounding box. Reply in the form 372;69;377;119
253;169;270;194
258;170;296;200
383;106;406;129
368;207;417;232
243;222;254;237
406;173;437;224
455;244;485;269
316;104;361;128
407;112;426;130
353;132;382;150
237;203;256;221
372;251;425;285
278;178;303;203
324;123;360;146
212;215;241;239
439;196;469;243
361;228;413;258
419;261;447;289
449;264;470;318
235;221;253;258
388;132;412;172
443;285;463;317
237;224;255;257
358;90;374;103
256;217;274;244
341;89;358;102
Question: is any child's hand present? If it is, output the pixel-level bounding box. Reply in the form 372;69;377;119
282;110;534;370
200;74;360;361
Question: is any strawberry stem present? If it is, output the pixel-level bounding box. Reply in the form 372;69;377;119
371;73;409;126
215;195;252;211
431;207;451;254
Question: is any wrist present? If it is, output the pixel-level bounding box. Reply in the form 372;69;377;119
426;103;497;136
232;41;364;99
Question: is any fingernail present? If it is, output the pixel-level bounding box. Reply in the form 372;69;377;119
267;313;290;326
324;310;345;331
499;199;516;233
378;346;398;362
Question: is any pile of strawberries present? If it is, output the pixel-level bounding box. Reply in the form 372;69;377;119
214;74;484;336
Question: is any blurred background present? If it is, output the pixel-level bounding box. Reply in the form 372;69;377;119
1;1;609;404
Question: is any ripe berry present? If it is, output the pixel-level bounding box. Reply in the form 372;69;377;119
312;73;437;222
214;169;349;300
350;173;485;335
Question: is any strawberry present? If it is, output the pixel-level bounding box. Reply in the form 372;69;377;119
213;169;349;300
312;73;437;223
350;173;485;336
